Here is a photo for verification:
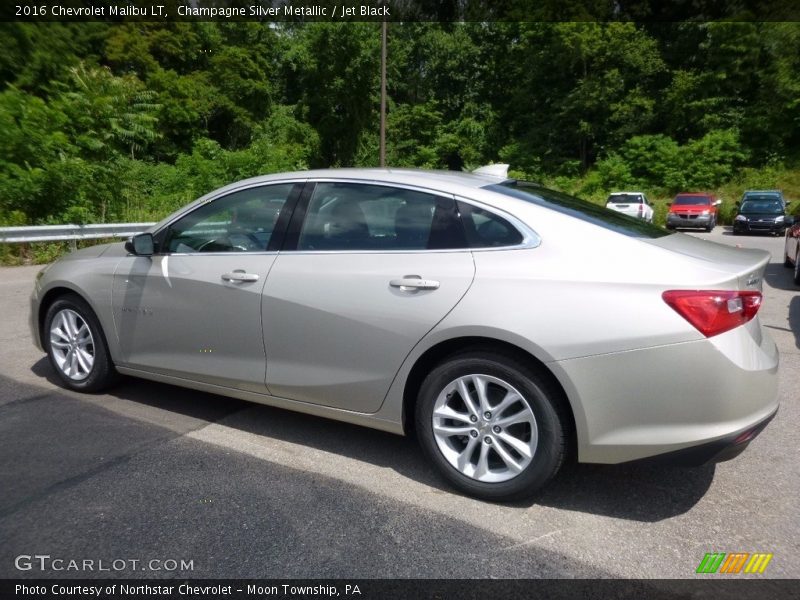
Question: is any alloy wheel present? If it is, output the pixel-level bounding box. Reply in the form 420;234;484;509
49;308;95;381
432;374;537;483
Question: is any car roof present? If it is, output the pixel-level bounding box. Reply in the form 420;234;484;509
674;192;714;196
220;168;506;192
608;191;644;195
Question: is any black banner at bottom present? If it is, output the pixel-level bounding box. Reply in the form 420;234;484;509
2;579;799;600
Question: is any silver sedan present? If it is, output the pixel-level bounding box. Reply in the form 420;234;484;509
30;167;779;500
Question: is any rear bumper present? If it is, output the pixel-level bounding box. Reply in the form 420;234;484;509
625;408;777;466
551;319;779;464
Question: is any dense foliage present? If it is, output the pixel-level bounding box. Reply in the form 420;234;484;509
1;21;799;236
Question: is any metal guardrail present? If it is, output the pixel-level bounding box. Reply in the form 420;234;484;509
0;223;156;251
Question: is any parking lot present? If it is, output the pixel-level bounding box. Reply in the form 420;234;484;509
0;227;798;579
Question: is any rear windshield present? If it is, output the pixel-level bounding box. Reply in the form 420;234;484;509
487;182;670;239
740;200;784;214
607;194;642;204
673;195;711;205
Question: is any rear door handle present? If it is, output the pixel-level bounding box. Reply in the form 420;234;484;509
390;276;440;291
221;270;260;283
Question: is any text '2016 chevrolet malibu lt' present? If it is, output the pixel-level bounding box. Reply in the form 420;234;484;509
30;165;778;500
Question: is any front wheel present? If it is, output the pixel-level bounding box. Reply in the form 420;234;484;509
416;352;568;501
44;294;118;392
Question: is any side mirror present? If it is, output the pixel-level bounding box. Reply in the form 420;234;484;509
125;232;154;256
666;203;672;207
714;200;722;206
785;216;795;226
735;201;740;207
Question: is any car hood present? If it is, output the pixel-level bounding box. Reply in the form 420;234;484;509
55;241;127;262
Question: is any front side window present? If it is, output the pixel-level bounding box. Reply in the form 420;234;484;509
164;184;295;253
297;183;465;251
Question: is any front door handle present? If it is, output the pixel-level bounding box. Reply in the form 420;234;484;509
390;276;440;291
221;270;260;283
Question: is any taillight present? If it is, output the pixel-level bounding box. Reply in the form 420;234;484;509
662;290;762;337
638;204;643;214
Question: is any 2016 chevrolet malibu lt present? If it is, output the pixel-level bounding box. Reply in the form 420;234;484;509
30;166;779;500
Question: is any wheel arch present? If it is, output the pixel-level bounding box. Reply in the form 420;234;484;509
401;335;578;459
38;285;103;349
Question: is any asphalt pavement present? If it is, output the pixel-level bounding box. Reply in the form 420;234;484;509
0;227;798;579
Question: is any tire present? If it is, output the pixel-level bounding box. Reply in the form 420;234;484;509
415;351;567;501
43;294;118;392
794;250;800;285
784;244;794;268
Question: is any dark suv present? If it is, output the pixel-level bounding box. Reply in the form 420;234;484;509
733;196;788;236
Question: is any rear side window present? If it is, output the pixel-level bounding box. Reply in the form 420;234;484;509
296;182;466;251
457;201;523;248
488;182;670;239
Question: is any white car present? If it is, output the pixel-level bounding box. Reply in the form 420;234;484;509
606;192;654;222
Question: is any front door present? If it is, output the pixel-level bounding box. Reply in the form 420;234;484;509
112;182;300;393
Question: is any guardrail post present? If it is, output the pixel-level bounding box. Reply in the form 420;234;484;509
69;238;77;252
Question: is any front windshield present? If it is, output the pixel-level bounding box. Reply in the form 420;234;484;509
740;200;783;214
488;182;670;239
673;195;710;206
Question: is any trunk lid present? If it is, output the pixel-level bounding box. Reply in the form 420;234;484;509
643;233;770;291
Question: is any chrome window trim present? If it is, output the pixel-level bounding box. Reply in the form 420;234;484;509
152;177;541;256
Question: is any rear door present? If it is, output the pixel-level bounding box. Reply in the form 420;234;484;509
261;181;475;413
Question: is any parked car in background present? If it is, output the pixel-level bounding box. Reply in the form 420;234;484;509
733;196;789;236
605;192;654;222
741;190;788;210
666;193;720;231
783;215;800;284
30;166;779;501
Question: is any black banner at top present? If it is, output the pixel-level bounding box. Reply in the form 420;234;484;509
3;0;800;22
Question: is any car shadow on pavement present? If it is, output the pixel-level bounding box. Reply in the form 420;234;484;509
31;357;715;523
764;262;798;292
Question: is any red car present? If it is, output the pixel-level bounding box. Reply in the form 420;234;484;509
666;193;720;232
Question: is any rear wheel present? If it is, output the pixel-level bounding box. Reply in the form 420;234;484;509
794;250;800;285
44;294;118;392
416;351;567;501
